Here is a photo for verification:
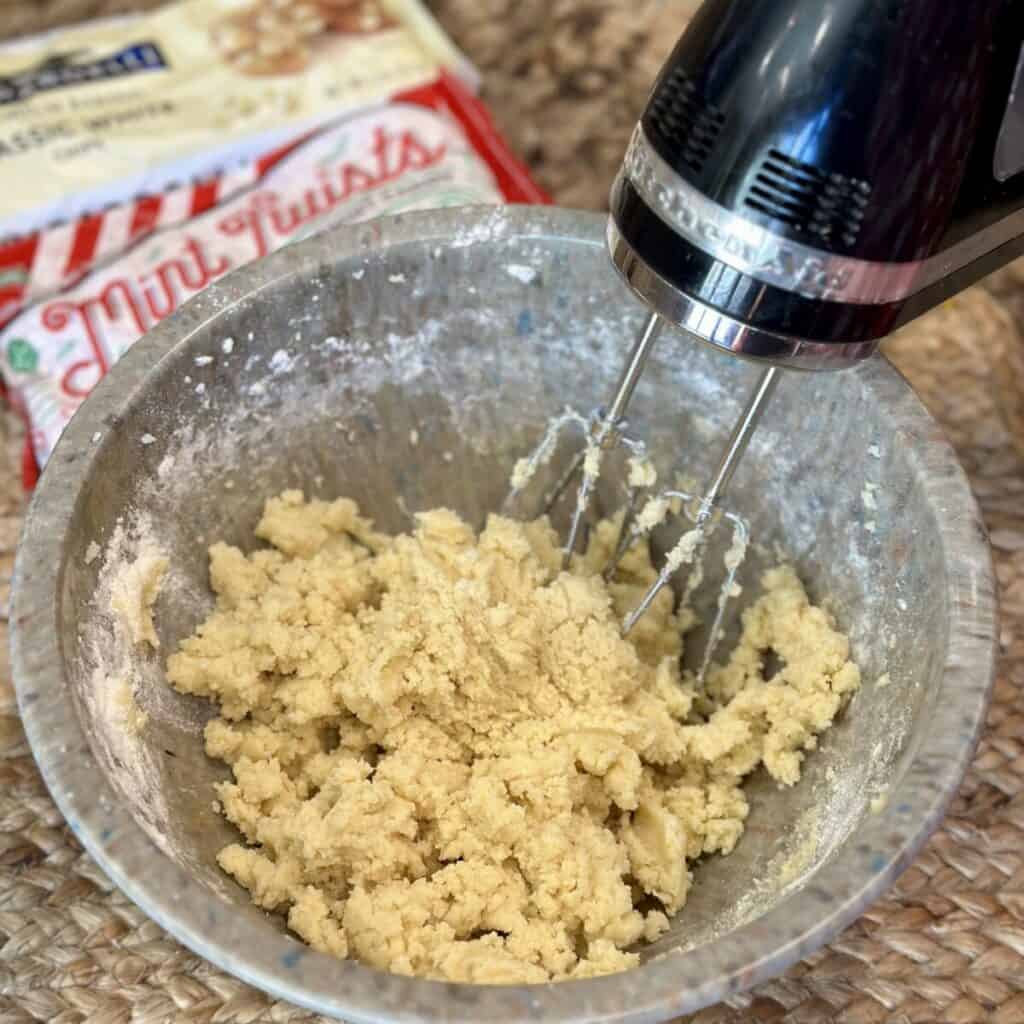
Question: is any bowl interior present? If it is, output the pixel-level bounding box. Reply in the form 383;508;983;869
56;210;950;970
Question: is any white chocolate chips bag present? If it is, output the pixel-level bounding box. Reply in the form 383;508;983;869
0;4;547;483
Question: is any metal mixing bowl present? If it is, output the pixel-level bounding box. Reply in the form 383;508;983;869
12;207;996;1022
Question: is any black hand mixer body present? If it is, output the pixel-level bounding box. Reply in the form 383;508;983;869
517;0;1024;621
609;0;1024;369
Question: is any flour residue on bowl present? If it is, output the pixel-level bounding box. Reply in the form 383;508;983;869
83;514;174;853
107;543;168;649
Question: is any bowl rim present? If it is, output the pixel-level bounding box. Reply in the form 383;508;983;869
11;205;997;1023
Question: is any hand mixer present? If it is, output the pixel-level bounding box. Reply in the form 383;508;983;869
511;0;1024;655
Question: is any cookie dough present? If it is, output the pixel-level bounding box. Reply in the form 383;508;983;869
167;490;860;983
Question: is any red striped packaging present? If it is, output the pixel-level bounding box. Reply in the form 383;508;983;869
0;73;547;488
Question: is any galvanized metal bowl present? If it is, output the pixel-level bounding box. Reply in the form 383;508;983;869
12;207;996;1022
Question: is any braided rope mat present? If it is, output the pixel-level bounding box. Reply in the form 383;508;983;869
3;2;1024;1021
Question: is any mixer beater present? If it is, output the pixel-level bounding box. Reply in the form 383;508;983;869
506;310;776;678
510;0;1024;659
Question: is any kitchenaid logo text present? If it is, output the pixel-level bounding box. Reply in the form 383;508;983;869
33;124;447;401
624;130;855;301
0;43;168;105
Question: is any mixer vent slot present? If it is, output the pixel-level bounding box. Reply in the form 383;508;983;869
646;67;725;176
745;150;872;250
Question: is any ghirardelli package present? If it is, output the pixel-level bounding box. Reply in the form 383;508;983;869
0;1;547;484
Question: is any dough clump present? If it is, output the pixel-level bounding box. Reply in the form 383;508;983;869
167;490;859;983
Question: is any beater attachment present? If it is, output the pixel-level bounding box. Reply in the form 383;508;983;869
505;312;780;679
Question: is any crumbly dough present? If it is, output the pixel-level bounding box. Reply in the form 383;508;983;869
167;490;860;983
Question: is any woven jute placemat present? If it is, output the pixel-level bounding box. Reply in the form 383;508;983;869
3;2;1024;1021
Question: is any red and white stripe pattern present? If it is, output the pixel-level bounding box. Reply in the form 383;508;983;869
0;73;546;329
0;135;309;324
0;73;548;489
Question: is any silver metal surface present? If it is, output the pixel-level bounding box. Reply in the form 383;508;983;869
623;365;781;632
606;219;881;370
620;125;920;304
619;496;749;672
995;43;1024;182
701;365;781;516
622;123;1024;306
604;310;664;425
11;207;996;1024
563;310;662;561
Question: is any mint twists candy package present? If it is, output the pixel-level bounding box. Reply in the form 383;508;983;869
0;0;547;486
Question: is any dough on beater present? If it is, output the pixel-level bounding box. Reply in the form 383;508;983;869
167;489;860;983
